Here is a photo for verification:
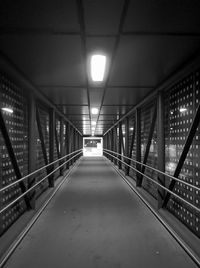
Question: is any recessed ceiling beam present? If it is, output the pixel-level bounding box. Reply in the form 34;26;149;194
1;28;200;37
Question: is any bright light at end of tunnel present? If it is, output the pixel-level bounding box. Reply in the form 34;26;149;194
1;107;13;114
91;108;99;115
91;55;106;82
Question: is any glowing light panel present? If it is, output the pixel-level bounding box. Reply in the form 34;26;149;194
91;55;106;82
1;107;13;113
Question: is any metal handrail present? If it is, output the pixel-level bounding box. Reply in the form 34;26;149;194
103;148;200;192
103;150;200;213
0;149;83;193
0;150;82;214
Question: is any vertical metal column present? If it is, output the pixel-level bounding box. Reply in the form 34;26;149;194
49;108;55;187
60;119;64;175
28;93;36;209
66;122;70;169
111;129;114;162
125;117;129;175
118;122;122;169
157;91;165;209
113;126;117;165
136;108;141;186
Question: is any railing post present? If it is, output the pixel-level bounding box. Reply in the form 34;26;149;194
49;108;55;187
136;108;141;186
125;117;129;175
28;93;36;209
157;91;166;209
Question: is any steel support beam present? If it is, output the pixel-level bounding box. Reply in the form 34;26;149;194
114;126;118;165
36;106;49;168
60;119;64;175
66;122;70;169
125;117;129;175
118;122;122;169
157;91;166;209
0;110;31;209
136;108;141;186
49;108;55;187
126;120;136;176
28;93;36;209
163;99;200;208
138;102;157;186
119;124;125;155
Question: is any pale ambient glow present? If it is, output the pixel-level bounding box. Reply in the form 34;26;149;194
91;55;106;82
1;107;13;114
179;107;187;113
91;108;99;115
92;127;95;131
91;121;96;126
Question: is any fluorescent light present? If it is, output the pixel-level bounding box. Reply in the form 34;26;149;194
91;55;106;82
92;127;95;131
91;121;96;126
130;127;134;130
92;133;94;136
2;107;13;114
91;108;99;115
179;107;187;113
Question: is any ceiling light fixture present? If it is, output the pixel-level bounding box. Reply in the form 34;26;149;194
91;121;96;126
1;107;13;114
91;54;106;82
91;108;99;115
179;107;187;113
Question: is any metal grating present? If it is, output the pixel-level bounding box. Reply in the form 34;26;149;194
0;75;28;236
165;72;200;237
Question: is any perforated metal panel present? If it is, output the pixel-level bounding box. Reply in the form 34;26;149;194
140;100;158;199
165;71;200;237
0;75;28;236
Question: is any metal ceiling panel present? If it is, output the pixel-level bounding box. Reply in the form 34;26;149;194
124;0;200;33
0;0;79;31
109;36;200;86
100;105;132;115
89;88;104;106
66;114;90;121
0;35;85;85
58;105;89;115
37;87;88;105
84;0;124;34
103;87;154;106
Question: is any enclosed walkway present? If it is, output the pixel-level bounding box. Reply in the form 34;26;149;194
3;157;197;268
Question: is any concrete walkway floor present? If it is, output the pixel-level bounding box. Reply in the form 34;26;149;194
3;157;197;268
